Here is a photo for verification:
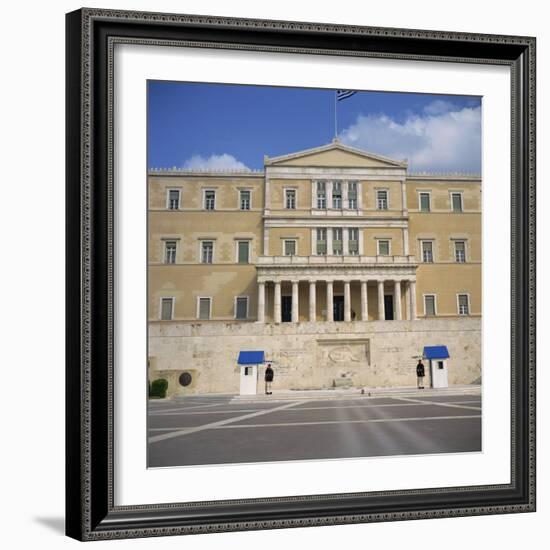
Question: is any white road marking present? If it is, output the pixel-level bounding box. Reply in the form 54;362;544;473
150;409;256;416
148;400;306;443
393;396;482;411
149;400;480;416
149;403;229;414
148;415;481;432
290;400;481;411
215;415;481;428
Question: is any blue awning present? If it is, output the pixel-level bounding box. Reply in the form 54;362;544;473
423;346;450;360
237;351;265;365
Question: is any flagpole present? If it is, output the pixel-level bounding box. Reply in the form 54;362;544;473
334;92;337;139
334;90;355;140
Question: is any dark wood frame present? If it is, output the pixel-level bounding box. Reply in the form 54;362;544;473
66;8;536;541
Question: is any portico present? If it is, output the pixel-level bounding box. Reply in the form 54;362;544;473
256;255;418;323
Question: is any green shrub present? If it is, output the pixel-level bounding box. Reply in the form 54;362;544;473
150;378;169;398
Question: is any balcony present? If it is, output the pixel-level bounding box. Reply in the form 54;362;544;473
256;255;418;266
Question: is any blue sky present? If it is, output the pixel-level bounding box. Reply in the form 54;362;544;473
148;81;481;173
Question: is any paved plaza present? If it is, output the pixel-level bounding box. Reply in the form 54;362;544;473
148;390;482;468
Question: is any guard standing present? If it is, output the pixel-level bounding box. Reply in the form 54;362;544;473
416;359;425;389
265;363;274;395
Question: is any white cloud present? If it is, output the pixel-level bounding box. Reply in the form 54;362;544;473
340;102;481;173
182;153;250;171
421;99;456;115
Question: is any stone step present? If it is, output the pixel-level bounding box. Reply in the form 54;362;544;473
231;384;481;403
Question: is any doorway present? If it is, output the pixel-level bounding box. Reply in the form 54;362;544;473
333;296;344;321
384;295;394;320
282;295;292;322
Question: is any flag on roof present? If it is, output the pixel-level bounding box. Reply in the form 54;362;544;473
336;90;357;101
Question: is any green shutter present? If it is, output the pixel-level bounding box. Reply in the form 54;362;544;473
238;241;249;263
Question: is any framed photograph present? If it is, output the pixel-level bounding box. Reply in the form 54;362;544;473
65;8;536;541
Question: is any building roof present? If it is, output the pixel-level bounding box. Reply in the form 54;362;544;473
423;346;450;360
237;351;265;365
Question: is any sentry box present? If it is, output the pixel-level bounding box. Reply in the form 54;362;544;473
423;346;450;389
237;350;265;395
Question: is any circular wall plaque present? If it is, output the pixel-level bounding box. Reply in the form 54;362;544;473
179;372;192;387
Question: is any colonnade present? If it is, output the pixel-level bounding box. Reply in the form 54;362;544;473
257;279;417;322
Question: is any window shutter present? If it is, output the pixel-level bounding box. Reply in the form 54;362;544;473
236;297;247;319
199;298;210;319
161;298;173;320
238;241;249;263
425;296;435;316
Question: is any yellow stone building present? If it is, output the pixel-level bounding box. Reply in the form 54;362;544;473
148;140;481;395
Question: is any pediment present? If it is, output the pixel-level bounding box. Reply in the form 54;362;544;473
265;141;406;169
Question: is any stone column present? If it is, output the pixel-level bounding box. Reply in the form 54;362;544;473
405;281;411;320
274;281;281;324
409;280;417;320
361;280;368;321
357;182;363;210
344;280;351;322
377;280;385;320
265;176;271;210
403;227;410;256
326;280;334;321
394;280;402;320
342;180;349;209
257;281;265;323
401;179;408;215
343;227;349;256
326;182;333;211
263;227;269;255
327;228;333;256
309;280;316;322
292;280;299;323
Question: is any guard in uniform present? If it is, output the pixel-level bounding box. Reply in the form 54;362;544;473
416;359;426;389
264;363;274;395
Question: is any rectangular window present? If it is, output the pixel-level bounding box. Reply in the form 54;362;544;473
419;192;431;212
421;241;434;263
451;192;463;212
204;190;216;210
164;240;177;264
332;228;343;255
235;297;248;320
167;189;180;210
316;228;327;255
378;239;390;256
458;294;470;315
332;181;342;209
237;241;250;264
198;297;211;320
285;189;296;209
284;240;296;256
454;240;466;263
424;295;436;316
348;228;359;255
348;181;358;209
201;241;213;264
376;190;388;210
239;190;251;210
160;297;174;320
316;181;326;209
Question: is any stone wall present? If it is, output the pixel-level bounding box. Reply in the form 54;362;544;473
148;318;481;397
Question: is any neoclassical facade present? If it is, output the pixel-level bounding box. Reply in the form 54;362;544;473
148;140;481;394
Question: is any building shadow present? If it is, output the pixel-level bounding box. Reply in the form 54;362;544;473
34;516;65;535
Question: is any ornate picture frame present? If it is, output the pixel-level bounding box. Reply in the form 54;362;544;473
65;8;536;541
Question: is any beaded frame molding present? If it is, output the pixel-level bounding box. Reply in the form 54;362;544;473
65;8;536;541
